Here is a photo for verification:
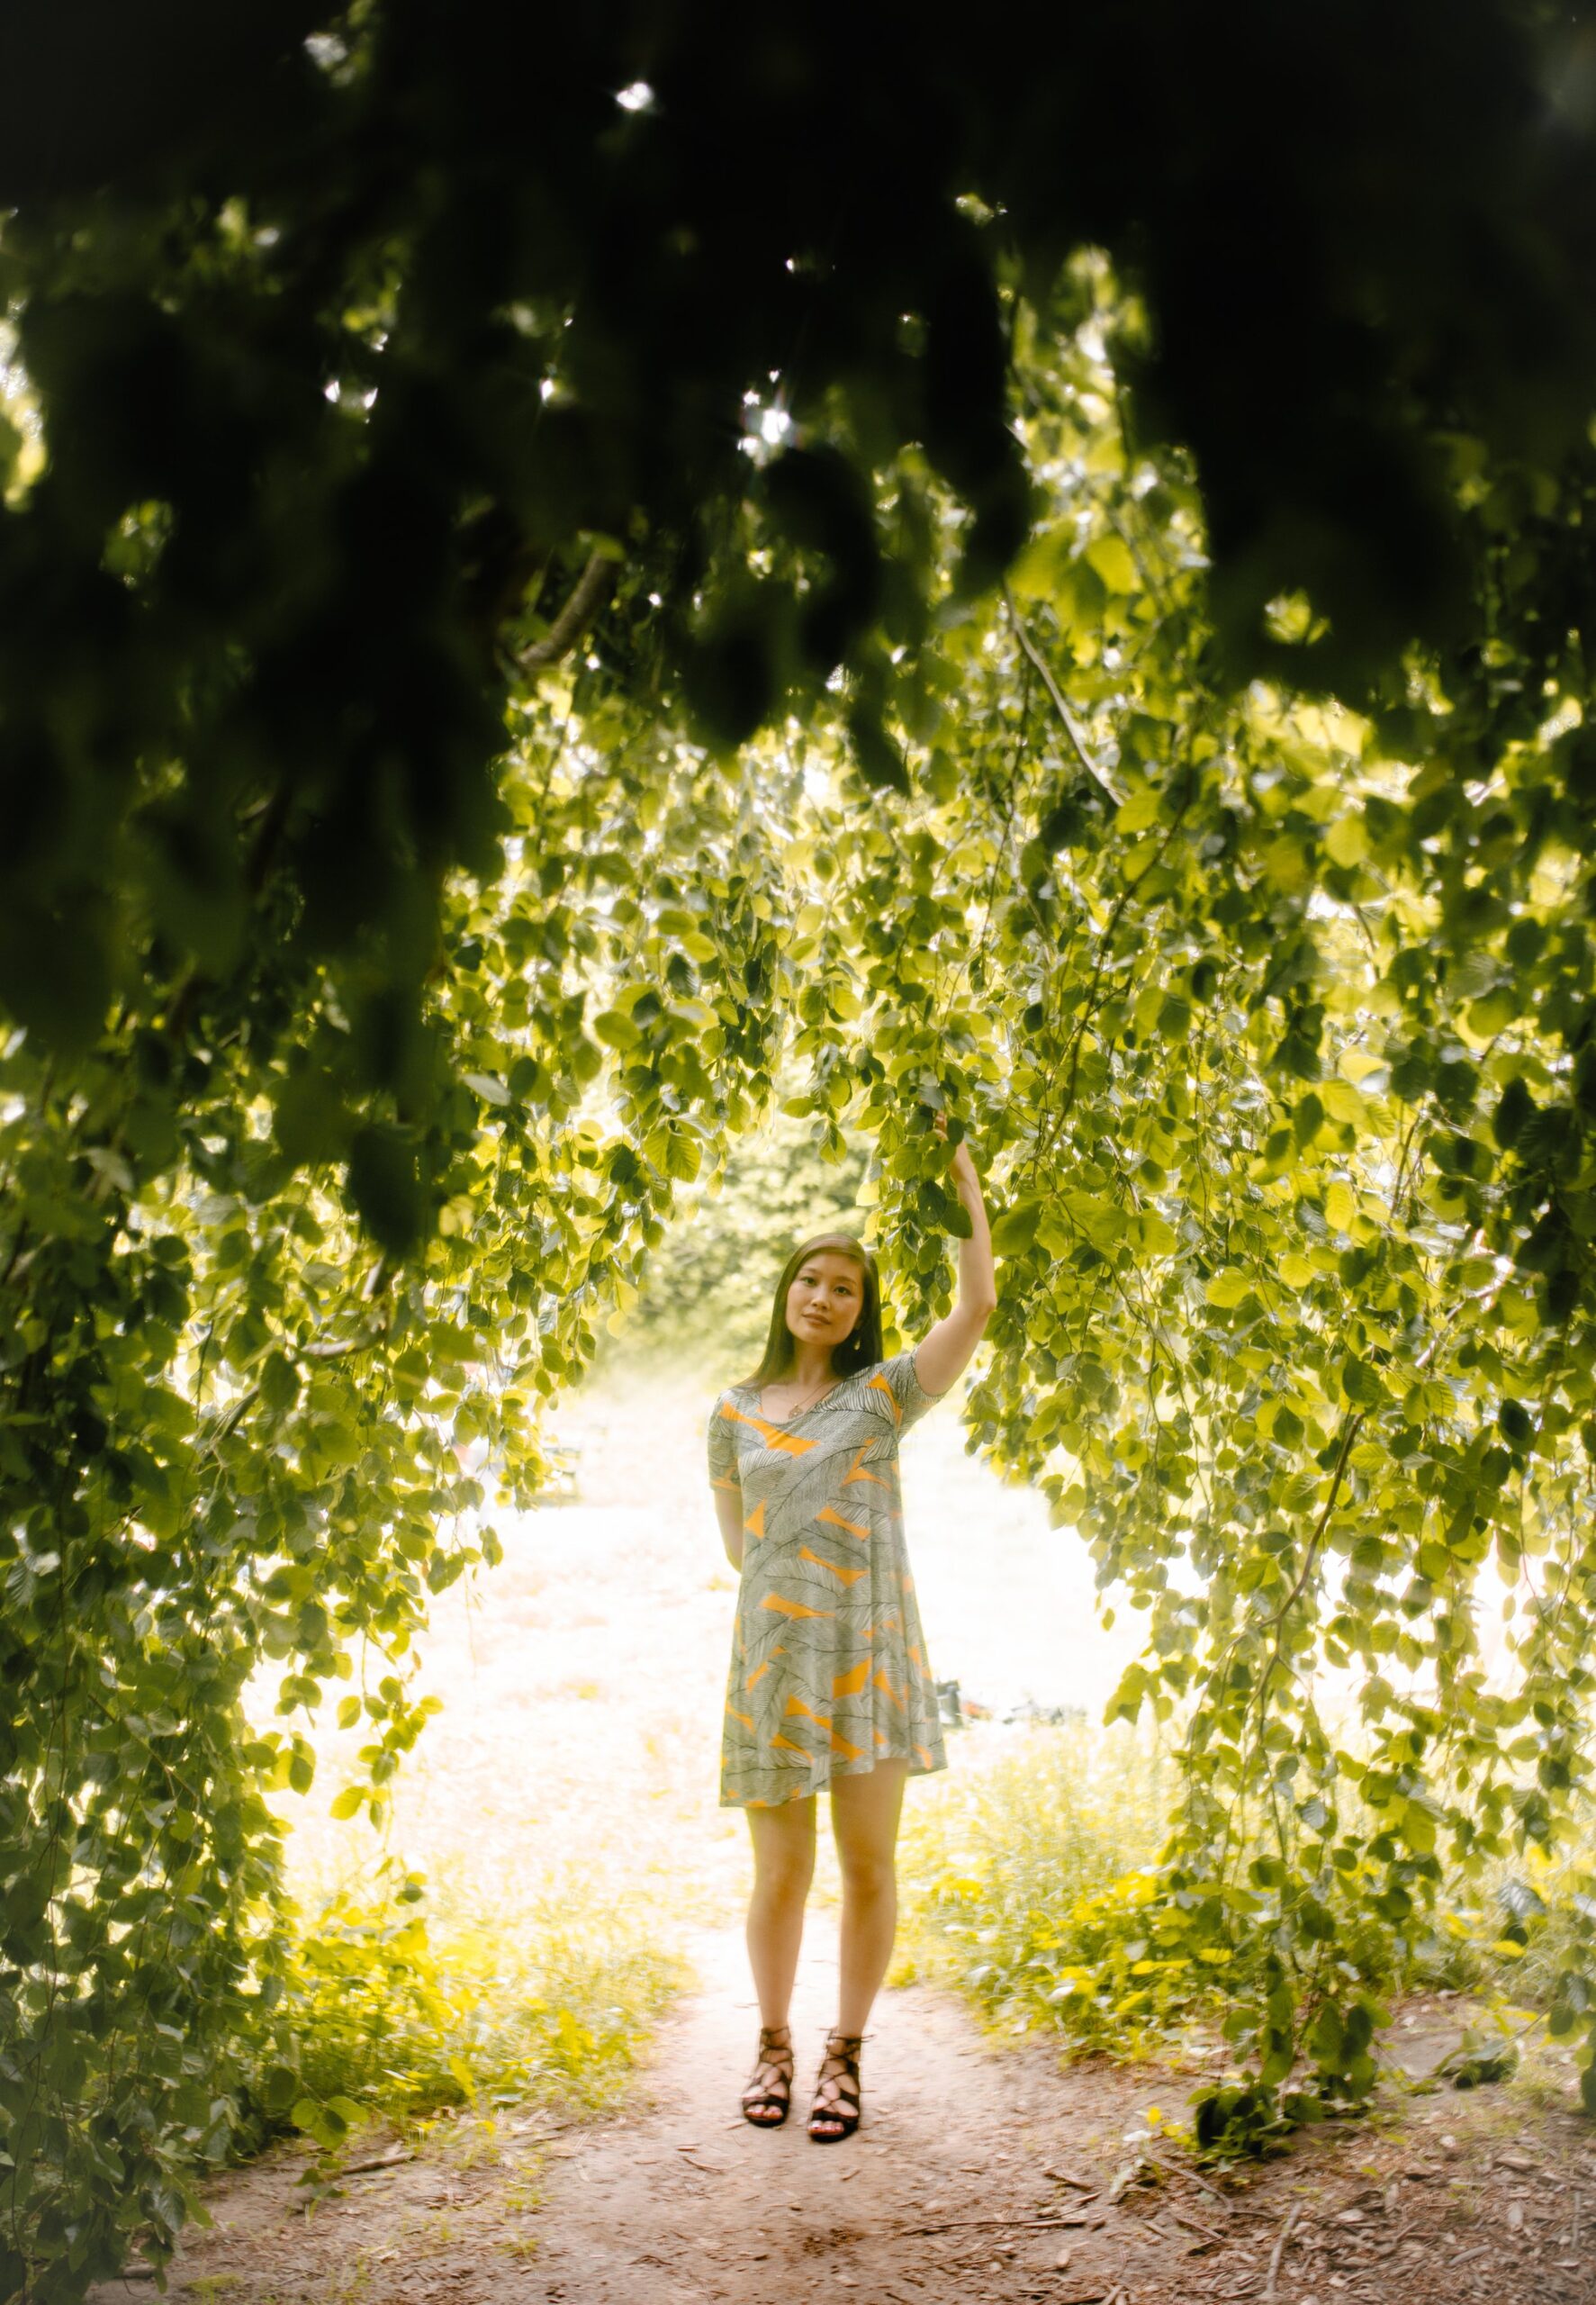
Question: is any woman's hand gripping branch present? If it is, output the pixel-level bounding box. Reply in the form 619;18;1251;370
913;1108;996;1400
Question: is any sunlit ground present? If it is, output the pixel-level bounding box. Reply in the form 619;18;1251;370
261;1353;1144;1935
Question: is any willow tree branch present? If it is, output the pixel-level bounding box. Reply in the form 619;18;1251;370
518;549;618;672
1002;583;1123;808
1289;1417;1361;1609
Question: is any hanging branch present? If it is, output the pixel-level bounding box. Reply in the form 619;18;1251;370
518;548;618;672
1003;583;1123;809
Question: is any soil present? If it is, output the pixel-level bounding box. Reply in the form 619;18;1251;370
92;1925;1596;2305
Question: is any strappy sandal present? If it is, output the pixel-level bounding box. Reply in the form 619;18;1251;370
807;2028;864;2143
741;2023;794;2129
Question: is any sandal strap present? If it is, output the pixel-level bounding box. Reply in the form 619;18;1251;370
744;2055;793;2109
745;2025;794;2093
812;2030;864;2113
814;2067;860;2098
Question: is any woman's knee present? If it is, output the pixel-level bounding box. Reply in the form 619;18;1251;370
749;1812;816;1900
753;1848;815;1904
837;1849;897;1902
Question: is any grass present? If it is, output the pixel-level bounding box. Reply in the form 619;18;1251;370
1450;1843;1596;2003
891;1721;1189;2053
240;1855;689;2147
893;1722;1595;2089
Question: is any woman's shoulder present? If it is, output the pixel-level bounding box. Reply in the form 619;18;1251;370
856;1344;946;1419
854;1348;906;1384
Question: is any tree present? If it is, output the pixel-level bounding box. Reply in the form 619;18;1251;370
6;5;1596;2291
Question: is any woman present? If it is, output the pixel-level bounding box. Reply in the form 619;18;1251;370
706;1111;996;2141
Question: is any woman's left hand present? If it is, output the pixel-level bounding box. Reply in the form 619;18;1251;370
932;1106;980;1189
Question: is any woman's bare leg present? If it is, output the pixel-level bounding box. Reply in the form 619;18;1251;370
745;1794;816;2027
830;1758;910;2035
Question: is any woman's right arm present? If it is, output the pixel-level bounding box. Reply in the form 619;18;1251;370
708;1393;744;1569
713;1488;744;1573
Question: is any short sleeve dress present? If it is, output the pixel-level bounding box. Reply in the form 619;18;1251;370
708;1347;951;1808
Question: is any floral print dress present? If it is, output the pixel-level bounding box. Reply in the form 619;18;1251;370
708;1347;951;1808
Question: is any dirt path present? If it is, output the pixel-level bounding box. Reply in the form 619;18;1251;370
95;1925;1596;2305
521;1921;1133;2304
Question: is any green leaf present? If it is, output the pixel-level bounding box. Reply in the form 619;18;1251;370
663;1130;702;1183
1086;533;1137;593
991;1200;1042;1257
463;1071;510;1106
260;1351;301;1415
1341;1356;1384;1407
1323;1180;1357;1233
1115;787;1160;836
592;1010;640;1050
1204;1270;1252;1308
274;1069;351;1166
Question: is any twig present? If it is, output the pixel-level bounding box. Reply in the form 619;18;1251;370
1268;1416;1363;1631
302;1325;388;1362
1146;2151;1231;2208
1034;788;1192;1170
1045;2165;1101;2192
1168;2208;1229;2247
1243;1412;1365;1825
897;2213;1087;2236
1265;2203;1300;2302
1002;583;1123;808
339;2149;417;2177
518;548;616;671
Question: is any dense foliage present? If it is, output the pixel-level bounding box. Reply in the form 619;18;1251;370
801;267;1596;2152
264;1864;686;2138
896;1730;1177;2056
0;682;798;2296
6;3;1596;2292
899;1729;1584;2106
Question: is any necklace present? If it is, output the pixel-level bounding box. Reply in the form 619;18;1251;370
761;1371;837;1422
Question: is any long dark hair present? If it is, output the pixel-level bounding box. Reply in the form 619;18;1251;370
737;1231;885;1390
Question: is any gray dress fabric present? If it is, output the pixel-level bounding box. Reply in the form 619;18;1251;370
708;1347;951;1808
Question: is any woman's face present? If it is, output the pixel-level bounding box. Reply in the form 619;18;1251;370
784;1251;865;1354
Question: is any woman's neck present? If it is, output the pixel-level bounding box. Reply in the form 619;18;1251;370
780;1344;834;1391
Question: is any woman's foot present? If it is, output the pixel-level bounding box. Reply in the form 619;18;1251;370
807;2029;863;2142
741;2023;794;2128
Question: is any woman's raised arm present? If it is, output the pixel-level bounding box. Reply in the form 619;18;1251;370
913;1111;996;1399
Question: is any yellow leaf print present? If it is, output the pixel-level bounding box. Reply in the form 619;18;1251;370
798;1544;867;1586
816;1504;870;1541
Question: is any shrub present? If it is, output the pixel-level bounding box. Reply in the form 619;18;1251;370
236;1859;689;2157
